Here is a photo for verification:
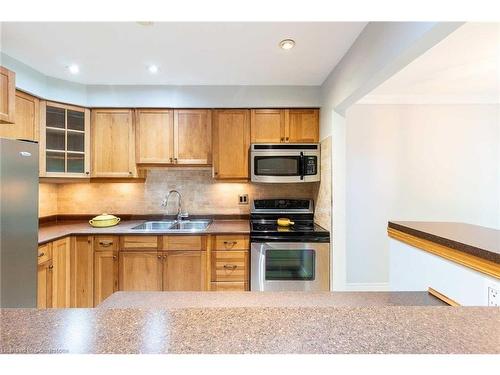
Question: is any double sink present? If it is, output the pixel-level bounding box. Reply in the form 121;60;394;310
132;219;212;232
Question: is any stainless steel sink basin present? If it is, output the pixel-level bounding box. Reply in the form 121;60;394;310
132;220;212;232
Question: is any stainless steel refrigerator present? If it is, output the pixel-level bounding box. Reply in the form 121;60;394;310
0;138;38;307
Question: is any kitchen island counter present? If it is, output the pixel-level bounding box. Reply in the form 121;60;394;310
1;292;499;354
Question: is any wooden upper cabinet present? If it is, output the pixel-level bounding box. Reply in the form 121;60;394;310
135;109;174;164
119;251;162;291
174;109;212;164
212;109;250;180
287;109;319;143
250;109;285;143
0;66;16;124
0;91;39;141
251;108;319;143
91;109;137;177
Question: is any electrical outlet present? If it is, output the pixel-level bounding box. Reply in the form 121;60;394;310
238;194;249;205
488;287;499;306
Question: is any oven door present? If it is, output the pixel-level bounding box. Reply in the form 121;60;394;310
251;149;320;183
251;242;330;291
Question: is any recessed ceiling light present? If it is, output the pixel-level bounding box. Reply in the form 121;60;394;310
148;65;159;74
279;39;295;50
68;64;79;74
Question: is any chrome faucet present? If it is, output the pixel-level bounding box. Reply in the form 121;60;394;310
161;190;188;221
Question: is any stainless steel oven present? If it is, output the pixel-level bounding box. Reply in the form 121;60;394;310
250;143;320;183
251;242;330;291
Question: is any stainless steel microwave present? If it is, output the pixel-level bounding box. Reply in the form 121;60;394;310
250;143;320;183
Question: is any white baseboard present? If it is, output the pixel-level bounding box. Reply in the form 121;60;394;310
342;282;390;291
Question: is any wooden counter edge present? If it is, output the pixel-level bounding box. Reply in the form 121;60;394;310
387;227;500;280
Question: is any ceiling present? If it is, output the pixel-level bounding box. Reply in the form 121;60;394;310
360;22;500;103
0;22;366;86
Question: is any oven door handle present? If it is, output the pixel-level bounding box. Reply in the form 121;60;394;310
299;152;305;180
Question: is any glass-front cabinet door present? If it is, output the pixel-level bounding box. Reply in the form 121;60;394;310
40;101;90;177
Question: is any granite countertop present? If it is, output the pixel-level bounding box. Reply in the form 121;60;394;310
389;221;500;264
1;291;499;354
38;219;250;244
99;291;446;308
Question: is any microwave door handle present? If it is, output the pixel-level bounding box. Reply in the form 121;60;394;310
299;152;305;180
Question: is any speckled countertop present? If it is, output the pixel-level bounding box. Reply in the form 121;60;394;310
389;221;500;264
38;219;250;244
99;291;447;308
1;292;499;354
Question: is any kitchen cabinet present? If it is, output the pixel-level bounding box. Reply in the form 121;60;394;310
250;108;319;143
250;109;285;143
135;109;174;164
40;101;90;177
287;109;319;142
212;109;250;180
70;236;94;308
174;109;212;164
94;249;118;306
37;243;53;308
91;109;137;177
210;235;250;291
51;237;71;308
162;250;206;291
0;90;39;141
119;251;162;291
0;66;16;124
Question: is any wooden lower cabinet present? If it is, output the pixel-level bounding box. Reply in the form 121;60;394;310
119;251;162;291
210;282;248;291
71;236;94;307
51;237;71;308
94;250;118;306
37;260;53;308
162;251;206;291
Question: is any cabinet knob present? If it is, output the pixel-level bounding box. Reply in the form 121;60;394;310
48;265;54;270
285;137;289;141
169;157;173;163
38;252;45;257
85;171;90;175
157;255;162;259
280;137;284;142
129;171;133;175
163;255;167;260
112;255;117;260
174;158;178;163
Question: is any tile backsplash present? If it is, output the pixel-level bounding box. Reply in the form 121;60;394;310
41;168;318;216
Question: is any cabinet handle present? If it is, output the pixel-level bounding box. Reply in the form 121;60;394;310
99;241;113;247
223;264;237;271
280;137;284;142
223;241;237;247
169;157;173;163
285;137;289;141
38;252;45;257
48;265;54;270
174;158;178;163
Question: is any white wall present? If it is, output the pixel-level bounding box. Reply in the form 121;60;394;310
1;52;320;108
345;104;500;285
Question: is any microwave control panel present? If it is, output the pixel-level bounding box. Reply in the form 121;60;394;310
304;156;317;175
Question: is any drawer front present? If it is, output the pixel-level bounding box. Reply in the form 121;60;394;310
214;235;249;251
212;251;248;282
38;243;52;264
94;236;118;251
163;235;204;251
210;281;248;291
121;236;158;251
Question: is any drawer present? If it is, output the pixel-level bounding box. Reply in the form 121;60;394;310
120;235;158;251
210;281;248;291
211;251;248;282
94;236;118;251
214;235;249;251
37;243;52;264
163;235;204;251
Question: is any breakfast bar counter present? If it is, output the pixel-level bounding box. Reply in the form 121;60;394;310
1;292;499;354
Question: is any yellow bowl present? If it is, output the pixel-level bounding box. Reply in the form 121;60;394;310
89;213;121;228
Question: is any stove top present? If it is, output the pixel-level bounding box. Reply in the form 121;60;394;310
250;199;330;243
